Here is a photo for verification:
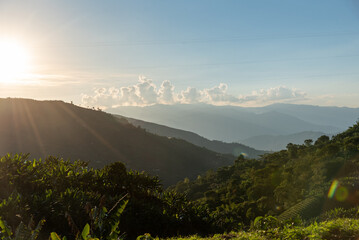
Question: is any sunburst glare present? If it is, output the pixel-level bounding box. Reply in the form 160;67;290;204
0;39;31;84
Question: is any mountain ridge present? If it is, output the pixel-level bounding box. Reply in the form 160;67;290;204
109;104;342;142
0;98;233;185
250;103;359;129
118;115;267;158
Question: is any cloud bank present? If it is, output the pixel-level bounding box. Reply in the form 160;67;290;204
81;76;307;109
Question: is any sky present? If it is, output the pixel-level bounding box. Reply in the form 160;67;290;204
0;0;359;108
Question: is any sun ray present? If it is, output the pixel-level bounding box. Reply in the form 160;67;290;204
22;101;47;157
56;102;127;163
0;39;31;84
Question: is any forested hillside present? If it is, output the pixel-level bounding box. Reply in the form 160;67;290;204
0;98;233;185
1;122;359;239
173;121;359;231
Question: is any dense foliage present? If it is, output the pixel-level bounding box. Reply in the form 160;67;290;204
173;122;359;231
0;154;215;239
165;218;359;240
1;120;359;239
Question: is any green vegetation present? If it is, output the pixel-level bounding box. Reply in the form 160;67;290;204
1;99;359;239
173;121;359;232
164;218;359;240
0;154;216;239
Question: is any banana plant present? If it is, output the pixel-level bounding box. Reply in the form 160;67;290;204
0;218;45;240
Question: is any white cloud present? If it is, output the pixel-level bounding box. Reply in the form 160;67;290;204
202;83;240;104
239;86;306;104
136;76;158;104
158;80;175;104
81;87;122;109
178;87;202;104
81;77;307;108
119;86;142;106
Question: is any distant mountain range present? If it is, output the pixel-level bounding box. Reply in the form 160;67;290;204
109;103;359;150
0;98;233;185
118;115;268;158
247;103;359;129
241;131;328;151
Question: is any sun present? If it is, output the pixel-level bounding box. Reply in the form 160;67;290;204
0;39;30;84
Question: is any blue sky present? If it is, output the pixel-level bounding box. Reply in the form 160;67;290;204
0;0;359;107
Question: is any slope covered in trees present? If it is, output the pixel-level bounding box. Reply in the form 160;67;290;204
0;154;216;239
1;122;359;239
173;121;359;231
0;98;233;185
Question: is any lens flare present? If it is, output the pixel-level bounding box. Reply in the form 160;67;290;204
335;186;349;202
328;180;350;202
233;148;247;157
328;180;339;199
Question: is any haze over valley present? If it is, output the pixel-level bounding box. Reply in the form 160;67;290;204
111;103;359;150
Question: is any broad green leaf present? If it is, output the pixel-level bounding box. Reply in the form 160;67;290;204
81;224;90;240
50;232;62;240
253;216;263;226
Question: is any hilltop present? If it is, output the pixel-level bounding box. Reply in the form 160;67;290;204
0;98;233;185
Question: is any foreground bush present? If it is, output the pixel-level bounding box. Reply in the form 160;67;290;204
0;154;214;239
164;218;359;240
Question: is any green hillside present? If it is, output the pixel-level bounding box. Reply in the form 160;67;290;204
173;121;359;230
1;99;359;239
0;98;233;185
163;218;359;240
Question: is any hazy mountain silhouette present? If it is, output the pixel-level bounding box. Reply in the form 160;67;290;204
0;98;233;185
110;104;341;142
241;131;328;151
251;103;359;130
117;115;268;158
